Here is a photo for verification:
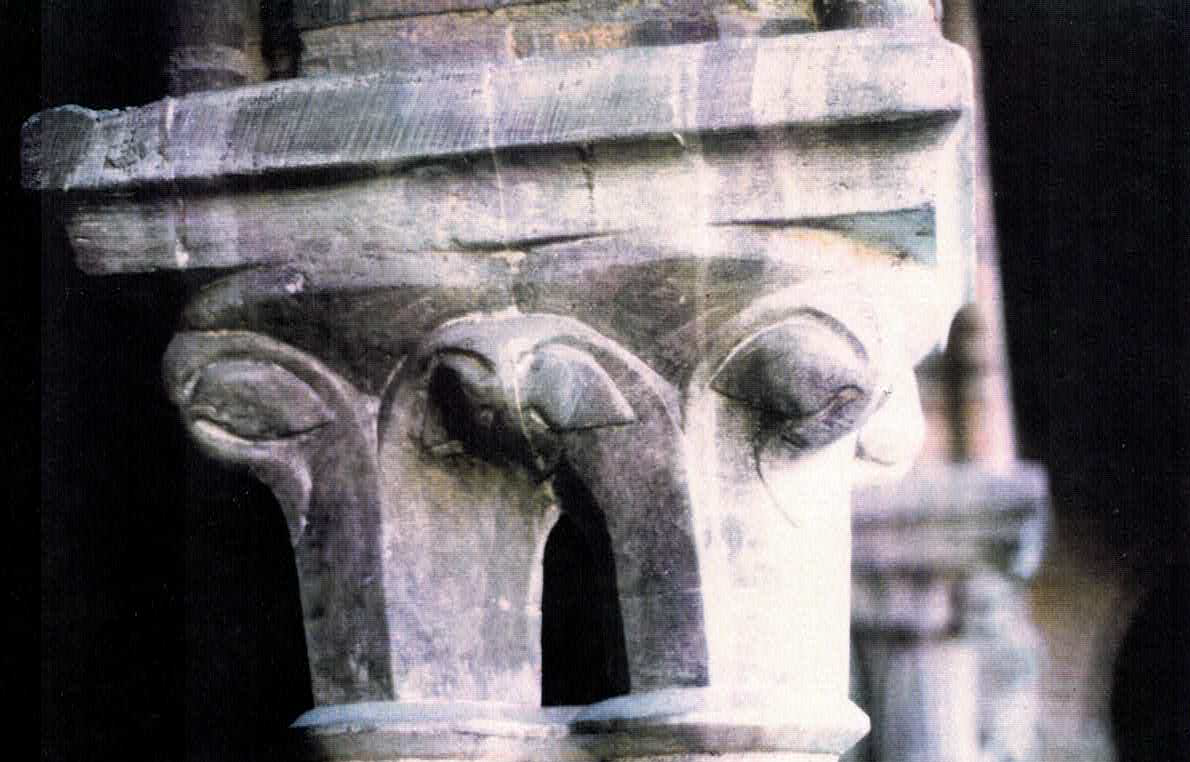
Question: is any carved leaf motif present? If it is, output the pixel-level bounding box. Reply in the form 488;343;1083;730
188;359;334;440
710;315;875;451
520;344;636;431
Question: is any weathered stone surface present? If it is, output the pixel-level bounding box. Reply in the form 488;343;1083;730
22;31;969;192
30;8;983;760
294;0;555;29
289;0;943;45
168;223;954;396
56;133;951;274
296;0;819;76
290;0;819;37
289;688;869;760
166;0;255;94
159;227;964;711
164;330;394;703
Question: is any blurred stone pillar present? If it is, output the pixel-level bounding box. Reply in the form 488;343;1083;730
850;455;1047;762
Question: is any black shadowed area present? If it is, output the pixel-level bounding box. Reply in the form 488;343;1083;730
541;464;631;706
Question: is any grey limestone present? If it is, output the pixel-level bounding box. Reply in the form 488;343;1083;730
294;0;820;76
23;31;970;192
28;5;983;761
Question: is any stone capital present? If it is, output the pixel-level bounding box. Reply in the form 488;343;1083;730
851;461;1048;637
28;9;980;760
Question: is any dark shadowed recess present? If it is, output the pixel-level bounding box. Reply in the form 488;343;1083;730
978;1;1188;567
979;5;1187;756
42;194;315;762
542;464;631;706
427;358;631;704
1110;565;1190;762
37;3;313;760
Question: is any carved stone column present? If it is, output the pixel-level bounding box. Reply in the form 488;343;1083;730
26;3;979;760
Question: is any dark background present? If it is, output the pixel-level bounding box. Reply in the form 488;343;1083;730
25;1;1188;760
975;6;1189;759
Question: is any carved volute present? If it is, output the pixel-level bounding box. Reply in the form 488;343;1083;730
152;225;962;755
26;2;978;758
